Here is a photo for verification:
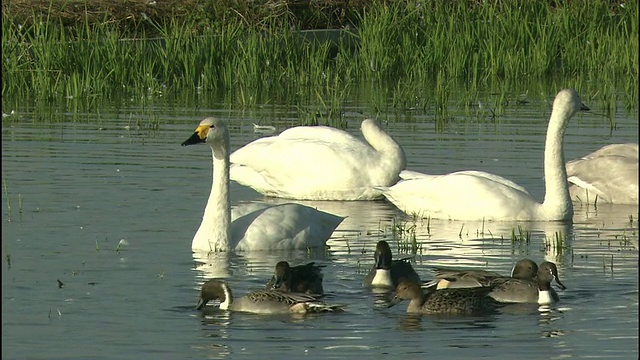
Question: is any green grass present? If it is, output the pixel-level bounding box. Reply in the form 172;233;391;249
2;0;637;126
3;177;11;221
4;246;10;269
511;225;532;245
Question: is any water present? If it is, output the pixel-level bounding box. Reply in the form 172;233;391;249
2;90;638;359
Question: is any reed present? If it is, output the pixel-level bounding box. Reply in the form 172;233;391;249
2;177;10;220
4;247;10;269
511;225;531;245
2;0;637;123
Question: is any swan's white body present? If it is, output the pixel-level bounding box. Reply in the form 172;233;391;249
183;118;345;252
565;143;639;205
378;89;588;221
229;119;406;200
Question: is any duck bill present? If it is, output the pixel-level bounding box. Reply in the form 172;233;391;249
182;132;204;146
553;276;567;290
195;298;207;310
387;295;403;308
272;275;284;290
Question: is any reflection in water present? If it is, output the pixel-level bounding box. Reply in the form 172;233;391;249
191;247;333;290
369;288;394;308
193;308;233;359
572;203;638;249
1;98;637;360
537;306;567;340
190;343;232;360
499;303;540;315
249;195;578;267
193;251;232;280
391;215;574;269
397;314;423;331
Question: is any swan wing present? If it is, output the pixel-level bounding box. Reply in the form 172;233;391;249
399;170;530;194
276;125;363;143
572;143;638;161
566;150;639;204
230;203;344;251
379;171;538;220
230;133;384;200
399;169;430;180
230;201;271;221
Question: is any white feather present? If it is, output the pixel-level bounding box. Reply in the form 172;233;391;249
566;143;639;205
377;89;587;221
229;119;406;200
184;118;345;252
371;269;393;287
537;290;555;305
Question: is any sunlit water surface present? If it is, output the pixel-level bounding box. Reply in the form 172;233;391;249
2;91;638;359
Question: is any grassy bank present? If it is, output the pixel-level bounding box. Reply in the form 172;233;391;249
2;0;637;122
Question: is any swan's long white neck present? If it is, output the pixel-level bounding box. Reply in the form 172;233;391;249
194;141;231;252
541;106;572;220
361;119;406;178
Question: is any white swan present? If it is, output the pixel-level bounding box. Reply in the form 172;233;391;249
377;89;589;221
565;143;639;205
228;118;406;200
182;117;345;252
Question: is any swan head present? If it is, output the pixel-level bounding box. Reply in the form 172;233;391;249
553;89;590;121
182;117;230;159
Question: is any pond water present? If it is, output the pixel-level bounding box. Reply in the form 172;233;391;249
2;89;638;359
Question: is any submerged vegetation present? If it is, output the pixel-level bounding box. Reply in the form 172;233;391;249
2;0;638;123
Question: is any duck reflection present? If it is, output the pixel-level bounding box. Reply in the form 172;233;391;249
192;247;331;280
397;313;423;331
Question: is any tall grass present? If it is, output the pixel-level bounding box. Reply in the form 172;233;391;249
2;0;637;123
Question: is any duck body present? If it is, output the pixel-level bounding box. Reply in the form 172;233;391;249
488;261;566;304
265;261;325;295
362;240;421;289
182;117;345;252
388;280;499;316
566;143;639;205
424;259;538;290
196;279;344;314
230;119;406;200
378;89;589;221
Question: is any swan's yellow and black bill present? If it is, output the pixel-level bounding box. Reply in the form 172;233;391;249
181;125;209;146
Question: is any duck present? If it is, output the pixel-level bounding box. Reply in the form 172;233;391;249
182;117;345;252
387;279;500;316
376;89;589;221
362;240;421;289
488;261;566;304
195;279;345;314
265;261;325;295
565;143;639;205
229;118;406;200
424;258;538;290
